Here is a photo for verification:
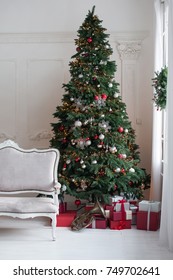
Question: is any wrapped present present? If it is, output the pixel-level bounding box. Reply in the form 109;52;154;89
114;200;130;212
105;205;114;219
109;195;124;205
59;202;67;213
112;210;132;221
56;211;77;227
85;203;95;211
130;204;138;225
110;220;131;230
125;210;132;220
139;200;161;212
112;211;122;221
136;211;161;231
87;217;107;229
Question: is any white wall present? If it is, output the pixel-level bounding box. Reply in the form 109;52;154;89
0;0;154;184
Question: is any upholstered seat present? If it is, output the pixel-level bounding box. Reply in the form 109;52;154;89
0;140;61;240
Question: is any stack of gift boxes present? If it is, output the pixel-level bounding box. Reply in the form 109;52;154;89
105;196;132;230
56;198;161;231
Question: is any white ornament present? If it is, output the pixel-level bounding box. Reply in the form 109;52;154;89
92;160;97;164
80;159;84;164
78;140;84;148
70;97;74;101
115;168;121;173
114;93;119;98
78;74;83;78
129;168;135;173
124;129;128;133
82;164;86;169
66;159;71;164
122;154;127;159
85;140;91;146
99;134;105;140
62;184;67;191
97;144;103;148
74;120;82;127
109;83;113;88
109;146;117;153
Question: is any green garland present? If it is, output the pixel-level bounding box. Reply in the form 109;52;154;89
152;66;168;110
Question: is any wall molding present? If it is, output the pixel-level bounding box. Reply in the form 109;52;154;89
0;31;149;44
116;41;142;60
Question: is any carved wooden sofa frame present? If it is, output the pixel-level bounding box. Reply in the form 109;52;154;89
0;140;61;240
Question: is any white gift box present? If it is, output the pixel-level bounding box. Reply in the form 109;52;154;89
139;200;161;212
114;202;130;212
109;195;124;205
125;210;132;220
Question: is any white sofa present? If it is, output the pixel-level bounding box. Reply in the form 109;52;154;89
0;140;61;240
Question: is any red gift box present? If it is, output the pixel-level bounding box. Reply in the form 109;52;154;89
112;211;122;221
59;202;67;213
136;211;161;231
110;220;131;230
87;218;107;229
56;210;77;227
85;203;95;211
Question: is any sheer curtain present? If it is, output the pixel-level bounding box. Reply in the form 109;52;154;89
150;0;163;201
160;0;173;252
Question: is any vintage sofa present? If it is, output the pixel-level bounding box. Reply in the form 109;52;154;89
0;140;61;240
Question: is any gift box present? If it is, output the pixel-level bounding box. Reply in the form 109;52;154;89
87;217;107;229
109;195;124;205
105;205;114;219
59;202;67;213
114;201;130;212
110;220;131;230
130;204;138;225
112;211;122;221
136;211;161;231
125;210;132;220
56;210;77;227
139;200;161;212
85;203;95;211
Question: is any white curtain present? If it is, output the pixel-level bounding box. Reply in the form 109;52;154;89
160;0;173;252
150;0;163;201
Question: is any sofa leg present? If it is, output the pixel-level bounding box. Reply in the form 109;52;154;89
51;215;56;241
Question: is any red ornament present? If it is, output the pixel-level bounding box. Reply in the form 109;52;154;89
94;134;99;139
121;168;125;173
59;125;65;131
118;154;123;159
76;47;81;52
87;37;93;43
101;93;107;100
94;95;99;100
75;199;81;206
75;157;80;162
118;127;124;133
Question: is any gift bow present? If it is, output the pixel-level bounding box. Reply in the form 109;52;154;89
112;220;126;230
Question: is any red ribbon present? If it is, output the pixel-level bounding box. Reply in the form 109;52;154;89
112;220;126;230
117;199;126;220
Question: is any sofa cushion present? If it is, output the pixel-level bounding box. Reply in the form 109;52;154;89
0;197;58;213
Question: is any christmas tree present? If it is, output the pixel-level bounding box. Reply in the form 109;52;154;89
50;6;150;203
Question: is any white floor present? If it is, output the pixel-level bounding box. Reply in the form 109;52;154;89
0;218;173;260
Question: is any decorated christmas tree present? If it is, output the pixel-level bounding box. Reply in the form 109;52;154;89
50;6;150;204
